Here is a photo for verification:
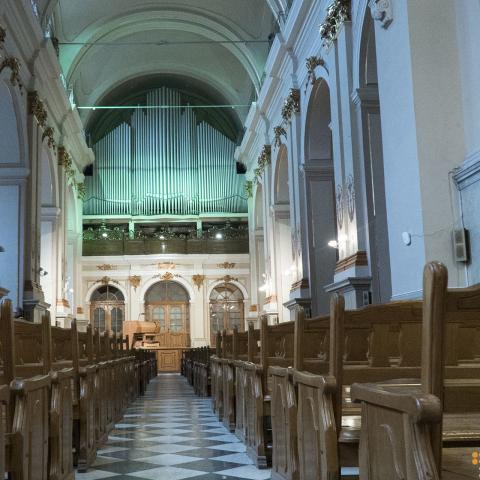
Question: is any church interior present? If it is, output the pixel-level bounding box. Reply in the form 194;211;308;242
1;0;480;479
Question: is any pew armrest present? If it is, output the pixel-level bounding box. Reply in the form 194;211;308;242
351;382;441;424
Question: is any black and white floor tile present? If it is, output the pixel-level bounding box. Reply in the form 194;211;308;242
76;374;271;480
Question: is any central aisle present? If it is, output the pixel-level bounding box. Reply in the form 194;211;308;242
76;374;271;480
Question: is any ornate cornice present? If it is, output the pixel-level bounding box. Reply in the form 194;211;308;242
281;88;301;122
319;0;351;48
306;56;325;85
369;0;393;29
28;91;48;127
273;125;287;148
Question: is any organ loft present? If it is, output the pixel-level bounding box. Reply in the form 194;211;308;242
0;0;480;479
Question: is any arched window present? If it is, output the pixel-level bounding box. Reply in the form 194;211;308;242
209;283;244;345
90;285;125;333
144;281;190;334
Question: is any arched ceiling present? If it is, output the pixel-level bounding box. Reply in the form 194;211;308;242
52;0;277;138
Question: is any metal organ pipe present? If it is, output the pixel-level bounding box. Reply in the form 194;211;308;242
85;86;247;217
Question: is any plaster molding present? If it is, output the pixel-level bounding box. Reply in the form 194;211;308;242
453;149;480;190
369;0;393;29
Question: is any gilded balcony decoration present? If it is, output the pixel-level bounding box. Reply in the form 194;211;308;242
281;89;300;122
128;275;141;291
306;56;325;85
218;262;236;269
273;125;287;148
0;56;22;90
42;126;56;150
97;264;116;271
245;180;253;198
319;0;351;48
28;91;48;127
254;144;272;183
192;274;205;290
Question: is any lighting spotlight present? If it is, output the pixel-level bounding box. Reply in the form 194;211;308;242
102;232;108;238
215;233;223;240
328;240;338;249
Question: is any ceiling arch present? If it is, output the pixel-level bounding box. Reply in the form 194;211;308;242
53;0;276;135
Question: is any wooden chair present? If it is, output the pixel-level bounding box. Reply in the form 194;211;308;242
351;261;480;479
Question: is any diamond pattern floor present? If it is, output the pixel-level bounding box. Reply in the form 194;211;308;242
76;374;271;480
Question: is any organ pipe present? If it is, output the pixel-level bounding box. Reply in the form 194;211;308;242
85;86;246;217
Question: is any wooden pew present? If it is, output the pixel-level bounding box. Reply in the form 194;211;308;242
351;261;480;479
221;329;237;431
211;333;224;418
3;300;54;480
268;309;329;480
46;312;75;480
242;317;296;468
291;297;423;479
233;323;257;441
73;321;97;471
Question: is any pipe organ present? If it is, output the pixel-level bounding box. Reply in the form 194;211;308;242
84;87;247;216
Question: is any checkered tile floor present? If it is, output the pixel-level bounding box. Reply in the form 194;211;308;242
76;374;271;480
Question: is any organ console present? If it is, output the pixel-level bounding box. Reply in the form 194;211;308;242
123;319;190;372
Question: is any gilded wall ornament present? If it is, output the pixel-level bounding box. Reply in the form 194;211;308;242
254;145;272;184
0;26;6;47
159;271;175;281
281;89;301;122
97;264;116;271
245;180;253;199
192;274;205;290
76;182;86;200
319;0;351;48
273;125;287;148
0;56;22;90
28;91;48;127
158;262;176;270
42;126;56;150
58;147;72;168
218;262;236;269
306;56;325;85
220;275;238;283
369;0;393;29
128;275;141;290
98;276;119;285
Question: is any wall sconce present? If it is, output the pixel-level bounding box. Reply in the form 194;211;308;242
39;267;48;277
0;246;5;253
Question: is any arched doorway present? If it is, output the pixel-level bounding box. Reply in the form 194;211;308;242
304;79;338;315
90;284;125;333
209;282;245;345
272;146;294;322
144;280;190;371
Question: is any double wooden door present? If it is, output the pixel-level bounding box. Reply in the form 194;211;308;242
146;302;189;372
